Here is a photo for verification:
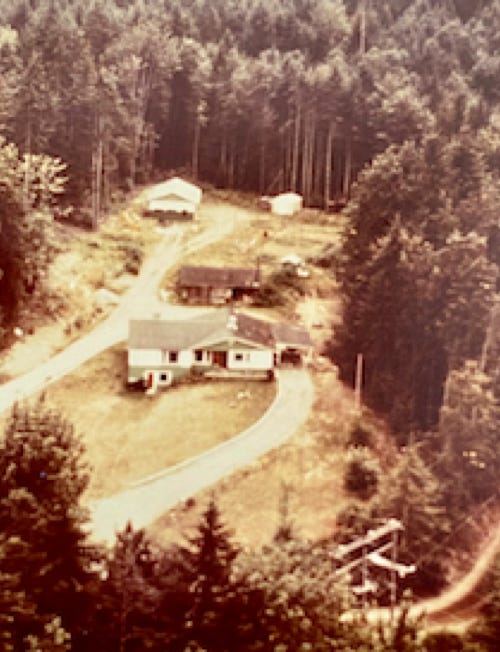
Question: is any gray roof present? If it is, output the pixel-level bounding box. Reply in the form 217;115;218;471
272;322;313;348
129;310;276;350
129;312;226;350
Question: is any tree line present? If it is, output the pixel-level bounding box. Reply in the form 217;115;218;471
0;0;497;213
1;399;499;651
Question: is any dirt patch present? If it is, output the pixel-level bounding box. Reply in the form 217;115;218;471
31;346;277;500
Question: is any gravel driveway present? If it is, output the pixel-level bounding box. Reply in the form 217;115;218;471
0;212;241;414
89;368;314;544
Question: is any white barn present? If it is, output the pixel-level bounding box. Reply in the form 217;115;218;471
145;177;202;221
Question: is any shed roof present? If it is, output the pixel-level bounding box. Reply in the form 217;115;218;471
178;265;261;289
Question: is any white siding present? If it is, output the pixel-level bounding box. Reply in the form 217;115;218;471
129;348;163;366
227;349;273;371
178;350;194;367
129;348;193;367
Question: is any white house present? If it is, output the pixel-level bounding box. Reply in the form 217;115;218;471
145;177;202;221
127;308;312;392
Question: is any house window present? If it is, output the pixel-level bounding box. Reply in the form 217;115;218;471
235;353;244;361
169;351;178;363
194;349;203;362
159;372;168;382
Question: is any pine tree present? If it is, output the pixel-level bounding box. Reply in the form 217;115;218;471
438;361;499;515
95;522;160;652
176;498;244;651
0;398;97;649
375;442;451;595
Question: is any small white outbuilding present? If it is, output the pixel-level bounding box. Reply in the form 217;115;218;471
268;192;303;216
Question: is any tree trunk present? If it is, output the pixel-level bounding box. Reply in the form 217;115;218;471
359;0;367;55
301;113;308;202
324;122;334;210
103;136;110;212
291;100;301;192
259;135;266;194
314;122;322;202
23;118;32;212
285;123;293;190
302;110;316;205
192;117;201;179
92;115;103;230
228;143;235;188
343;130;352;200
219;133;227;185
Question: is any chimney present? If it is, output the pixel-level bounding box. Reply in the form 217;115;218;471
227;312;238;332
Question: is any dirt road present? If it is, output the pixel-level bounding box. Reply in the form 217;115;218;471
89;368;314;544
0;209;243;414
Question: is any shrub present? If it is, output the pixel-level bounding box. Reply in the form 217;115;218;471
348;421;373;448
254;268;307;307
343;446;380;501
120;242;144;275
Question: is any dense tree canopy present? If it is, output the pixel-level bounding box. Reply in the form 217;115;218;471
0;0;496;207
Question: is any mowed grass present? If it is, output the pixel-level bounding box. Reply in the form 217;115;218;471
152;366;358;549
38;346;276;500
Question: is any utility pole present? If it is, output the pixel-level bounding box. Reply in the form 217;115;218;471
390;529;398;616
362;545;369;611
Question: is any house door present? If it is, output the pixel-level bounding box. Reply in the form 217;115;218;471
212;351;227;368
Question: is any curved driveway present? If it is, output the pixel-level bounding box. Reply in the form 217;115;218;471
90;368;313;544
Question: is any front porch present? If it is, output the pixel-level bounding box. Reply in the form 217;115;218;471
202;368;274;381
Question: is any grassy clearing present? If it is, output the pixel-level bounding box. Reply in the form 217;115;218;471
35;345;277;499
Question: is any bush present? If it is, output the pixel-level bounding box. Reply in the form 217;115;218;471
334;500;377;544
254;268;307;307
120;242;144;275
348;421;373;448
343;447;380;501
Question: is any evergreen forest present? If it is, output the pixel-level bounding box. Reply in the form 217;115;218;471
0;0;499;649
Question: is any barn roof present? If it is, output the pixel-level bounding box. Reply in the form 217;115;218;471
178;265;261;289
146;177;202;205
